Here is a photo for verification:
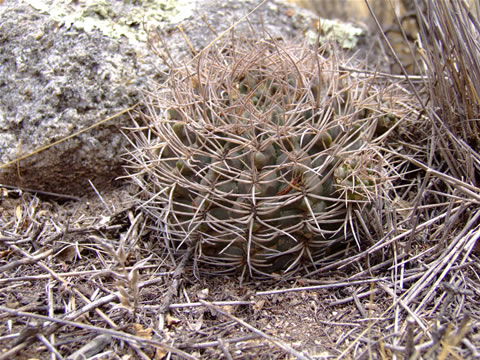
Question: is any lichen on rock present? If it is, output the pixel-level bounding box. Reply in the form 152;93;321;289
24;0;195;43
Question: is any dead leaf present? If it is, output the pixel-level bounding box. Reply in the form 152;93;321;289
99;215;111;225
15;205;22;221
223;305;234;314
132;323;152;339
0;250;11;259
166;314;181;327
155;346;167;359
128;268;139;289
55;246;76;263
191;312;204;331
253;299;265;312
117;287;131;308
197;288;209;300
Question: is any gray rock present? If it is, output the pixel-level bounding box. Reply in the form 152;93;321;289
0;0;359;196
0;2;154;195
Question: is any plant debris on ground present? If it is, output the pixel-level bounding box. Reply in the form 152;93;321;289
1;0;480;359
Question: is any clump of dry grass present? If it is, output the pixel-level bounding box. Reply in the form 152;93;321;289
342;0;480;358
417;0;480;150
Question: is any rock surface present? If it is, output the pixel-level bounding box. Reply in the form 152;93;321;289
0;0;361;196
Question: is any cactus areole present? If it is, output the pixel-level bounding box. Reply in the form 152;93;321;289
126;37;389;278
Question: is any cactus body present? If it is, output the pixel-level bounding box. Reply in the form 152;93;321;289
127;38;389;278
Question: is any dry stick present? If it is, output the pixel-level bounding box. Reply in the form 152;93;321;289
330;288;381;306
463;338;480;358
131;346;152;360
166;300;254;309
0;342;31;360
73;288;117;328
256;278;382;296
404;315;416;359
316;319;360;328
348;253;408;280
180;334;260;349
338;65;426;80
47;277;58;360
0;333;18;342
334;278;437;360
39;226;109;247
201;14;219;36
300;253;408;285
7;244;70;288
217;338;234;360
199;300;311;360
88;179;113;216
0;236;19;243
66;334;112;360
176;24;197;55
355;336;432;356
377;283;427;333
65;282;140;321
0;184;80;201
158;245;193;315
386;221;478;341
0;295;120;359
37;333;64;360
401;154;480;202
0;306;197;360
0;268;173;283
330;271;425;306
8;232;155;337
0;248;53;272
352;292;368;319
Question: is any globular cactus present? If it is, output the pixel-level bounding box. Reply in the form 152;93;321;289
126;37;391;278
